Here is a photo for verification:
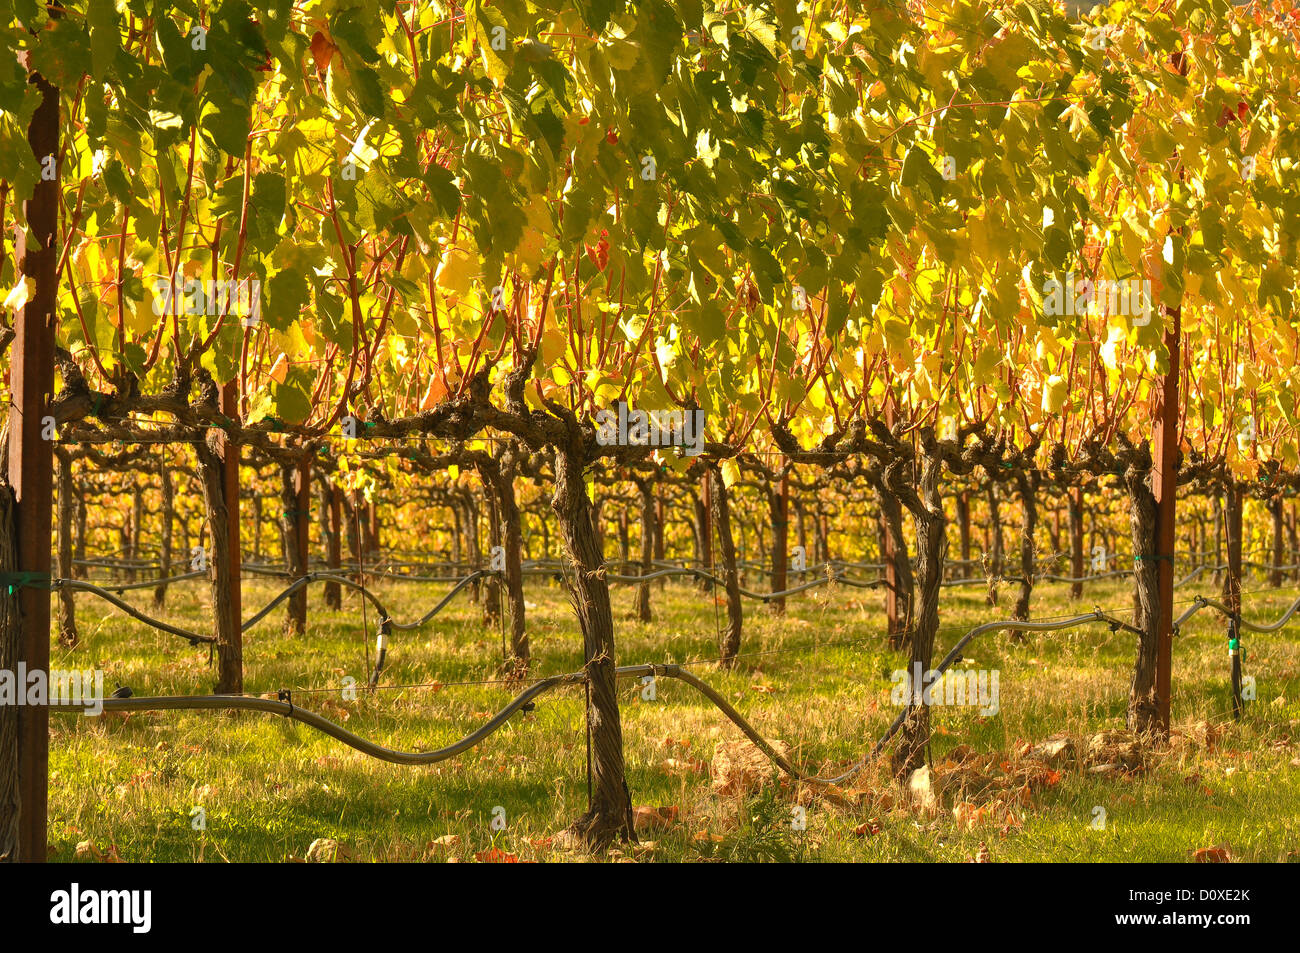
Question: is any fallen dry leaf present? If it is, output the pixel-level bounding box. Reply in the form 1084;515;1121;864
953;801;988;830
692;831;725;844
632;806;680;833
475;847;519;863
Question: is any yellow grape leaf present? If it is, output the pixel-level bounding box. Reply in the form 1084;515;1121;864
435;245;476;303
721;460;740;488
1042;374;1067;414
268;353;288;385
2;276;30;310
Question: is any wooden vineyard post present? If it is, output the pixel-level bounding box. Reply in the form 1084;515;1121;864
325;484;342;608
3;63;59;863
1147;46;1189;737
1151;303;1181;734
218;380;243;692
1224;483;1244;719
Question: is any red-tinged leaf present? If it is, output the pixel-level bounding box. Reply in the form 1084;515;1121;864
475;847;519;863
1193;846;1231;863
1044;769;1061;786
586;233;609;271
310;31;336;71
852;820;881;837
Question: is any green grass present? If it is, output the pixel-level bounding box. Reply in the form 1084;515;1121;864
46;563;1300;862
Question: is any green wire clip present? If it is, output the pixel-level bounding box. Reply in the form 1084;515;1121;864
0;571;53;594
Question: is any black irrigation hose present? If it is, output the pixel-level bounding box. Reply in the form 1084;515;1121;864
1174;593;1300;634
46;590;1300;785
240;570;492;686
383;570;496;630
859;611;1141;780
49;674;584;766
52;579;214;645
240;572;390;631
603;565;888;600
64;570;208;592
73;557;161;569
45;662;802;776
56;568;492;656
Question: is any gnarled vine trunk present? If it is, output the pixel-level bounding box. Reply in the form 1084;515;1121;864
694;482;712;593
986;483;1003;607
324;483;342;609
709;465;743;667
480;449;527;670
1068;486;1085;601
896;452;946;777
279;457;310;637
1125;452;1160;734
553;444;633;848
197;426;242;696
875;474;914;651
618;507;630;570
1012;473;1037;625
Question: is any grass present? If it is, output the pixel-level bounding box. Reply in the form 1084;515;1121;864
46;561;1300;863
